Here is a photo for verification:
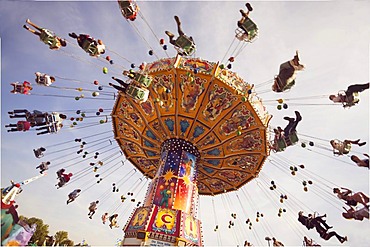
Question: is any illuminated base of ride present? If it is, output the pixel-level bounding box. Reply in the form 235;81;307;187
122;138;202;246
122;205;202;246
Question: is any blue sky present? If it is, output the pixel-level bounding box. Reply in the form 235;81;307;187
1;1;369;246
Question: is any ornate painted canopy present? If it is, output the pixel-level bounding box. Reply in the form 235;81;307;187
112;56;271;195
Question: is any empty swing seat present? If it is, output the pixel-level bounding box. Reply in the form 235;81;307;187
134;73;152;87
126;85;149;102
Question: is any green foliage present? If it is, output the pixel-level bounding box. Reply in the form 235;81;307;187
19;216;75;246
54;230;68;243
20;216;49;245
54;230;74;246
61;239;75;246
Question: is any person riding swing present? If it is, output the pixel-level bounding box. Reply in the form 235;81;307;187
236;3;258;42
272;51;305;93
165;16;196;56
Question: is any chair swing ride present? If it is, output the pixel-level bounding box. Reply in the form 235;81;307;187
2;1;369;246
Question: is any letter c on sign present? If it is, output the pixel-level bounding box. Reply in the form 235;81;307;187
161;214;172;223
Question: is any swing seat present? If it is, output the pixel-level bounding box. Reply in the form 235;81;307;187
40;29;55;46
35;76;44;85
46;114;58;125
33;149;44;158
118;0;131;8
174;35;196;56
332;140;351;155
275;138;287;152
50;123;61;134
134;73;152;87
39;164;48;171
272;76;295;93
285;131;299;146
56;177;67;188
119;0;139;20
350;92;360;103
126;85;149;102
235;28;249;42
236;17;258;42
82;40;98;56
36;75;49;85
11;83;23;94
56;169;64;178
274;132;299;152
342;92;360;108
11;83;22;93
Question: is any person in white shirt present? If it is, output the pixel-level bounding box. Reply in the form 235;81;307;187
35;72;55;86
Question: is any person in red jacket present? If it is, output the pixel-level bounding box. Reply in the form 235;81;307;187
5;121;31;132
10;81;33;95
56;169;73;188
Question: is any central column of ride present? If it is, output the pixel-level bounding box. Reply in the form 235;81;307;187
122;138;203;246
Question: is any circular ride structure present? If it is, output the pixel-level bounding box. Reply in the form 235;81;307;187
1;1;369;246
112;56;271;245
112;56;271;195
